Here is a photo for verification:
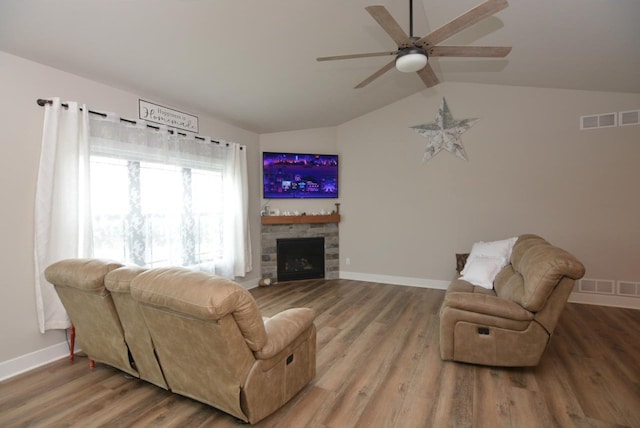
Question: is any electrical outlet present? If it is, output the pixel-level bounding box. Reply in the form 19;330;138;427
345;257;351;265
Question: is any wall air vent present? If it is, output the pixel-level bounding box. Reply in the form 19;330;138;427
598;113;616;127
618;281;640;297
577;278;615;295
580;115;598;129
580;112;617;130
619;110;640;126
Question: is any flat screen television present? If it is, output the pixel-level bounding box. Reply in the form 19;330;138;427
263;152;339;199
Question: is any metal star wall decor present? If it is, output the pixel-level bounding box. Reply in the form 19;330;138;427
411;98;479;162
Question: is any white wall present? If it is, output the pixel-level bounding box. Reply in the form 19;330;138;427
337;82;640;289
0;51;261;371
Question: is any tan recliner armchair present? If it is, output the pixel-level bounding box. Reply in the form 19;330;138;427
440;234;586;367
131;267;317;424
44;259;138;376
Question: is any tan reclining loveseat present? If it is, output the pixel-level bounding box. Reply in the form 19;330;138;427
46;260;316;424
440;234;585;367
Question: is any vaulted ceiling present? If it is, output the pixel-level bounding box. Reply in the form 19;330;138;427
1;0;638;133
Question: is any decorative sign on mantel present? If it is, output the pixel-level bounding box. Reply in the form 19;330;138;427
138;99;199;133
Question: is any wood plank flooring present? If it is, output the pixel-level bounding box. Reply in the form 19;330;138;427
1;279;639;427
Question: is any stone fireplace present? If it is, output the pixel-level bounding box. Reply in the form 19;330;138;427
260;216;339;282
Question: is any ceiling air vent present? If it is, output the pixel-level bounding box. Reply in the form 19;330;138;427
619;110;640;126
580;112;617;130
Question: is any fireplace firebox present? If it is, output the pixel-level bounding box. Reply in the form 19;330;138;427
276;237;325;281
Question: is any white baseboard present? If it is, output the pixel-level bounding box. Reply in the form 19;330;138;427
340;271;450;290
238;277;260;290
0;341;71;382
341;271;640;310
568;292;640;310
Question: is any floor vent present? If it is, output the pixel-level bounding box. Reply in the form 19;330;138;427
618;281;640;298
580;113;617;130
619;110;640;127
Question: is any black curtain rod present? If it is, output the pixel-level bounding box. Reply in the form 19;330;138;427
36;98;241;149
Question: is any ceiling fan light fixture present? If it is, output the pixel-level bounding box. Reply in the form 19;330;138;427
395;50;427;73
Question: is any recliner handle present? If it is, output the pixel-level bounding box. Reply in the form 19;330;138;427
477;327;490;335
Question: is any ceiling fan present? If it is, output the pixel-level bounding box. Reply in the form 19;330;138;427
317;0;511;89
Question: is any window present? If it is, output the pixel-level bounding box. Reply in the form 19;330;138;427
88;116;251;278
91;155;226;270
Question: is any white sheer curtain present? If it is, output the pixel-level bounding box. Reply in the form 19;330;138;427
34;100;251;333
34;98;92;333
224;142;252;277
88;113;251;279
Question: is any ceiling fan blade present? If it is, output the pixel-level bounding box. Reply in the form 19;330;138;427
428;46;511;57
317;51;398;62
365;5;413;48
416;0;509;48
416;64;439;88
355;60;396;89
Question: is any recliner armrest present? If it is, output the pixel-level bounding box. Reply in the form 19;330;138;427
255;308;316;359
444;292;534;321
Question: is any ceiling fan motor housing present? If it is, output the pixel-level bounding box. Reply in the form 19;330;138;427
395;46;428;72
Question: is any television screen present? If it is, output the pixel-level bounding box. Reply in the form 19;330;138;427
263;152;338;199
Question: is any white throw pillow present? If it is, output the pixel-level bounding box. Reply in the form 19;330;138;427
459;256;504;289
460;237;517;275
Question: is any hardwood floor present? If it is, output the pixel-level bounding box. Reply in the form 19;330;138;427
1;279;639;427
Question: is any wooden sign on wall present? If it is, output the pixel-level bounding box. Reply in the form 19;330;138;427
139;99;199;133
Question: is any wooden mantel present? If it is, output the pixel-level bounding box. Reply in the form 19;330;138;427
261;214;340;225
